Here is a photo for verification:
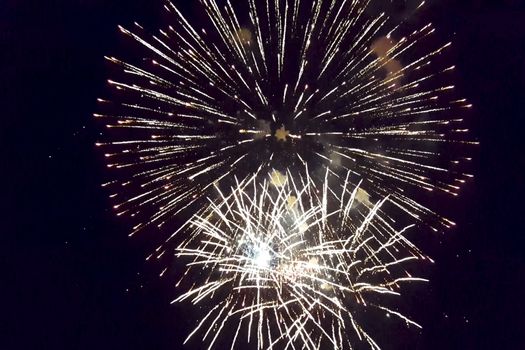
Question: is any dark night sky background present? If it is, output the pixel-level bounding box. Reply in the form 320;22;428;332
3;0;525;349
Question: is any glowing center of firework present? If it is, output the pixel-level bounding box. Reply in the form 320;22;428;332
253;244;272;268
274;125;290;142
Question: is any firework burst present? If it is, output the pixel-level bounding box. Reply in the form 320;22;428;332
96;0;474;236
175;168;429;350
96;1;476;348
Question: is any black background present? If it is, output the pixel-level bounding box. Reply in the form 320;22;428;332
3;0;525;349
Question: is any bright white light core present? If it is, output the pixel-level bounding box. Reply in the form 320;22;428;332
254;244;271;268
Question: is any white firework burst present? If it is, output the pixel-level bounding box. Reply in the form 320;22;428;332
174;168;429;350
97;0;475;237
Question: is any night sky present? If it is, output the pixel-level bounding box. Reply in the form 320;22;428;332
4;0;525;349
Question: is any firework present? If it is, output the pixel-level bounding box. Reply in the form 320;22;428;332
97;0;474;237
175;168;428;350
